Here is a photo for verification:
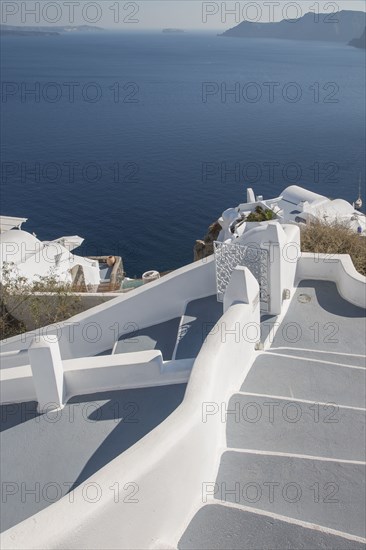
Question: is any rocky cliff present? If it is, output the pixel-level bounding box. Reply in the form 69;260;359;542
194;221;222;261
220;10;365;43
349;27;366;48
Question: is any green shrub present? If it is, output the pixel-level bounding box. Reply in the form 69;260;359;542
246;206;275;222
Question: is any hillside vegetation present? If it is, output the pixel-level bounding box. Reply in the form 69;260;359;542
301;220;366;276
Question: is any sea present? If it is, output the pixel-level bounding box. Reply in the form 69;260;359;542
1;31;365;276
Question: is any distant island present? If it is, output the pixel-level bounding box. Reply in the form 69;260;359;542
0;24;104;36
220;10;365;43
349;27;366;49
162;28;184;33
0;27;59;36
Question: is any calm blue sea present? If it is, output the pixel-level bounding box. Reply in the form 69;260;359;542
1;32;365;275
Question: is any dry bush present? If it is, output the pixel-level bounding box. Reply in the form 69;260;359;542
0;302;26;340
301;220;366;276
1;263;83;339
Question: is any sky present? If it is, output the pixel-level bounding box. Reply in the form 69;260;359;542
1;0;365;30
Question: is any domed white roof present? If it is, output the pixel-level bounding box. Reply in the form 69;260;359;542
328;198;355;215
282;185;326;205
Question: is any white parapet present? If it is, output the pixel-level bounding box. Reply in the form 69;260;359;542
297;252;366;308
28;336;65;413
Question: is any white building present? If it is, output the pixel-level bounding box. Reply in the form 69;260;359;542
218;185;365;243
0;216;100;289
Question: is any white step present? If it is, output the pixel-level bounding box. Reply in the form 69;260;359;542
269;347;366;368
226;393;365;462
241;353;366;408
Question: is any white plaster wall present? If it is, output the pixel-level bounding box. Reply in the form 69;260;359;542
0;364;35;404
0;257;216;360
281;224;301;301
237;222;299;315
0;352;193;407
63;352;191;397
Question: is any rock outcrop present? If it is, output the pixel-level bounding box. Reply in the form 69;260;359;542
349;27;366;49
194;221;222;261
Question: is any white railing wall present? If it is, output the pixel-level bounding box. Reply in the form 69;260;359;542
297;253;366;308
0;364;35;405
0;345;194;408
0;257;217;360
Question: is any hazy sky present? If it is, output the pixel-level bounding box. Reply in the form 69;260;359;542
2;1;365;30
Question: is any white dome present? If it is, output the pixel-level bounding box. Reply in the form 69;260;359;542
328;199;355;215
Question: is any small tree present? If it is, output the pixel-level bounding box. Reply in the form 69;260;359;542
0;262;83;338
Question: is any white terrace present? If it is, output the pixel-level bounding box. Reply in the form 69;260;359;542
0;221;365;549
